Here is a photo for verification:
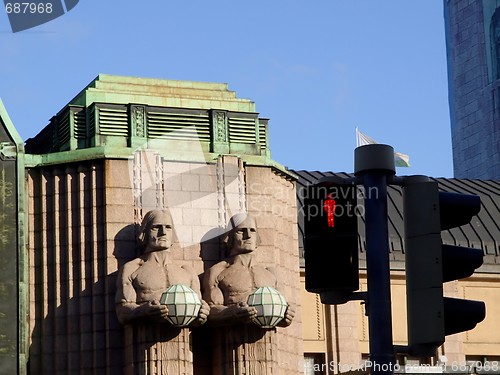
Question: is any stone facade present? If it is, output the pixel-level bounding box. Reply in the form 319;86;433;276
246;166;303;373
27;162;116;374
26;155;303;375
19;75;303;374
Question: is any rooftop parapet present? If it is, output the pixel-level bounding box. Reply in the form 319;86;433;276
24;74;290;174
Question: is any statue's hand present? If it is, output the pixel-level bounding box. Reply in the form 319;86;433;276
232;302;258;324
135;300;169;322
192;300;209;327
278;305;295;327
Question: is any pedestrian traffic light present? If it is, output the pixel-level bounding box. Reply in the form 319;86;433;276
403;177;486;357
303;178;359;304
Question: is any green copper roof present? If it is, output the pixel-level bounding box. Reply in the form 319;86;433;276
24;74;293;176
69;74;257;112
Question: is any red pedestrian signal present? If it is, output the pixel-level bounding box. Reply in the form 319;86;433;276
303;178;359;304
323;196;336;228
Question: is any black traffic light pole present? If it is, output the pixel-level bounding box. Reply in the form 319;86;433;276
303;144;485;372
355;144;397;375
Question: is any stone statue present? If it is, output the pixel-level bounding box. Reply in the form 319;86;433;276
115;209;209;375
202;213;294;374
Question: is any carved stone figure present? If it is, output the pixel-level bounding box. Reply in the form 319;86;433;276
115;209;209;375
203;213;294;374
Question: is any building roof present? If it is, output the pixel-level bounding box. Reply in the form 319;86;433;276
22;75;292;176
293;170;500;272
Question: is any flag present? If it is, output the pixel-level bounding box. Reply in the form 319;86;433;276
356;127;410;167
394;151;411;168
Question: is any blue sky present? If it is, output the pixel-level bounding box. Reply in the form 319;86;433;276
0;1;452;177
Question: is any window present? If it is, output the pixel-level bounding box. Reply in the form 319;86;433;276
303;353;326;375
465;356;500;374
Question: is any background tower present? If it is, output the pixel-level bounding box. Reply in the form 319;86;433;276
444;0;500;179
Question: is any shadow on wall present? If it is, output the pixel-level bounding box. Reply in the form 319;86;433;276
27;224;139;374
193;224;270;375
28;217;267;374
192;228;226;375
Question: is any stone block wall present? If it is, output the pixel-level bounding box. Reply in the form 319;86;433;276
246;166;304;374
27;153;302;374
28;162;123;375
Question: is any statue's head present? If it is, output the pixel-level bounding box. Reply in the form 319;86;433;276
224;213;260;256
138;209;173;253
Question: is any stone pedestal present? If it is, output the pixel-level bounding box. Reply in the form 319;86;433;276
124;324;193;375
212;325;277;375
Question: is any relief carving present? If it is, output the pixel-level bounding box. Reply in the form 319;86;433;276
115;209;209;375
131;106;146;138
213;111;228;143
202;213;294;375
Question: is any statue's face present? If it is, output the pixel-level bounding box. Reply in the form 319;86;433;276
232;216;257;253
146;212;173;252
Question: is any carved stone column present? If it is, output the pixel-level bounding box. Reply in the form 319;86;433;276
212;325;277;375
124;325;193;375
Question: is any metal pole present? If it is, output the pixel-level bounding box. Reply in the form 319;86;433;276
354;144;396;375
363;173;395;375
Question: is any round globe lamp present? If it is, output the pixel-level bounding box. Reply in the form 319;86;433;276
247;286;288;328
159;284;202;327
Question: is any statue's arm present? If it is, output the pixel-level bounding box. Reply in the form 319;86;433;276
202;263;225;306
202;263;256;325
115;262;168;325
265;266;294;327
179;265;209;327
115;263;139;324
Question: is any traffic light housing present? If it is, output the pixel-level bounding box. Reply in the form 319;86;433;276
303;179;359;304
403;178;486;357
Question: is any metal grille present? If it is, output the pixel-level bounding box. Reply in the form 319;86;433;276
57;111;70;146
87;106;95;137
73;107;86;139
147;111;210;141
98;106;128;136
228;117;257;144
258;120;268;151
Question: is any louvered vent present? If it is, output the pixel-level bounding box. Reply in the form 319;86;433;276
73;107;86;139
98;106;128;136
147;111;210;141
88;107;96;137
228;117;257;144
57;112;70;146
258;120;268;151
